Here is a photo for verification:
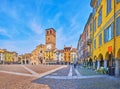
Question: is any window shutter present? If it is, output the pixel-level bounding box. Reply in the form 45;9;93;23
111;23;114;38
116;17;120;36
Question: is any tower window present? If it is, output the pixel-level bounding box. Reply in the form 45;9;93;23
40;50;42;53
48;38;50;41
50;30;52;34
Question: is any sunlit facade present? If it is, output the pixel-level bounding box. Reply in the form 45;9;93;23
0;49;18;64
91;0;120;76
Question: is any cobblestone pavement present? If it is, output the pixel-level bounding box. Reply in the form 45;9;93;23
0;64;64;89
0;72;50;89
0;65;120;89
49;66;70;76
77;66;101;76
25;65;62;74
33;65;120;89
0;65;31;74
33;77;120;89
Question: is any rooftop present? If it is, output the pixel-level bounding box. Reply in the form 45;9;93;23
45;28;56;32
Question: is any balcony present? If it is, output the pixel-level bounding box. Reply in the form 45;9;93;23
87;39;92;45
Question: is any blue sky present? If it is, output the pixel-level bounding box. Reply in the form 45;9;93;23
0;0;92;54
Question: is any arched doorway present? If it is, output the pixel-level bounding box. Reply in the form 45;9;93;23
22;60;25;64
89;57;93;66
39;57;43;64
26;60;29;64
98;54;104;67
105;52;114;67
94;56;97;69
117;49;120;58
116;49;120;76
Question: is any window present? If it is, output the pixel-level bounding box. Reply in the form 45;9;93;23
99;33;102;46
98;8;102;26
97;0;101;6
94;39;96;49
107;0;112;15
47;31;49;35
104;23;114;43
90;23;92;32
116;16;120;36
40;50;42;53
93;8;96;15
96;1;98;9
94;19;96;32
48;38;50;41
116;0;120;3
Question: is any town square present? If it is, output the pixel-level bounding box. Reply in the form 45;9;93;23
0;0;120;89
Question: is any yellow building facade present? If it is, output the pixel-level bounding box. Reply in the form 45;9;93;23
91;0;120;76
70;48;77;63
45;50;54;62
20;53;31;64
31;44;46;65
0;49;18;64
64;47;71;63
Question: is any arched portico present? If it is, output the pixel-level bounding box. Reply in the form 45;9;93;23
98;54;104;67
105;52;114;67
22;60;25;64
115;49;120;77
117;49;120;58
93;56;97;69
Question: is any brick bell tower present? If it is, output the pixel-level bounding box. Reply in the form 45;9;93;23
45;28;56;50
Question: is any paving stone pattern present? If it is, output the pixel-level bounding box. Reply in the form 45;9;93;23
33;66;120;89
49;66;70;76
0;65;120;89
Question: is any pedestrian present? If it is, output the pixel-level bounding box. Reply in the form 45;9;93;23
74;63;76;68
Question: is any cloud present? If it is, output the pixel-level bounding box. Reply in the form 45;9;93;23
56;12;81;48
0;40;38;55
0;0;92;54
0;28;12;39
28;18;44;35
53;12;62;23
0;41;20;53
0;1;19;20
47;12;62;27
56;27;66;49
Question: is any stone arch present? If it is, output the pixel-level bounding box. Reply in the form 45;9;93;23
89;57;92;62
26;60;29;64
93;56;97;68
88;57;93;66
98;53;103;60
105;52;109;60
94;56;97;60
22;60;25;64
98;53;104;67
105;52;114;67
